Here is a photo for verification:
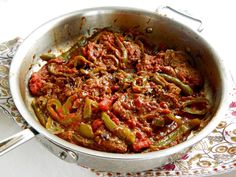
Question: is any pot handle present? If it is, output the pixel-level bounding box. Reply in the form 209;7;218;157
0;128;37;156
156;6;204;32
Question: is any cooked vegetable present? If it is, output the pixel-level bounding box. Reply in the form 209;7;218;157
98;97;112;111
188;118;201;129
46;98;62;121
133;139;152;152
153;124;190;147
78;123;94;139
46;97;81;126
116;127;136;144
114;33;128;64
62;94;77;115
72;133;95;147
68;55;93;68
59;43;79;61
92;119;103;131
152;117;165;127
83;97;98;119
31;100;46;126
182;98;209;115
46;117;64;134
30;29;211;153
47;63;77;76
151;74;166;87
165;113;183;125
101;112;117;132
158;73;193;95
40;53;56;61
132;76;148;93
101;112;135;144
77;35;88;47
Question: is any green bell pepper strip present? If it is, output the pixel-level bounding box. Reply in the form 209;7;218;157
47;96;81;126
59;43;79;61
31;100;46;126
40;53;56;61
67;55;93;68
101;112;117;132
77;35;87;47
182;98;209;115
62;94;77;115
153;124;190;147
46;98;62;122
183;107;208;115
158;73;193;95
78;123;94;139
58;34;86;61
114;33;128;64
83;97;92;119
101;112;136;144
61;113;81;125
165;113;183;125
46;117;65;134
83;97;98;119
151;74;166;87
116;127;136;144
188;118;201;129
72;133;94;147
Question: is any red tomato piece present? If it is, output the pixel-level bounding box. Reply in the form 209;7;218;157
92;119;103;131
98;97;112;111
127;119;136;129
111;116;120;125
133;139;152;152
29;73;44;95
135;131;144;139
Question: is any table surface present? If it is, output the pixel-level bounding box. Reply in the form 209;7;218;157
0;0;236;176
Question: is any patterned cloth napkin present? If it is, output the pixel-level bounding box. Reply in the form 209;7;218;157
1;38;236;177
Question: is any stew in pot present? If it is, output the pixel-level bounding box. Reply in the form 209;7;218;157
29;29;210;153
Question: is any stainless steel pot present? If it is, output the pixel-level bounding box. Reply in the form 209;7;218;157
0;6;229;172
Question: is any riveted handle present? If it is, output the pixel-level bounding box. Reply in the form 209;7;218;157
0;128;37;156
156;6;204;32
